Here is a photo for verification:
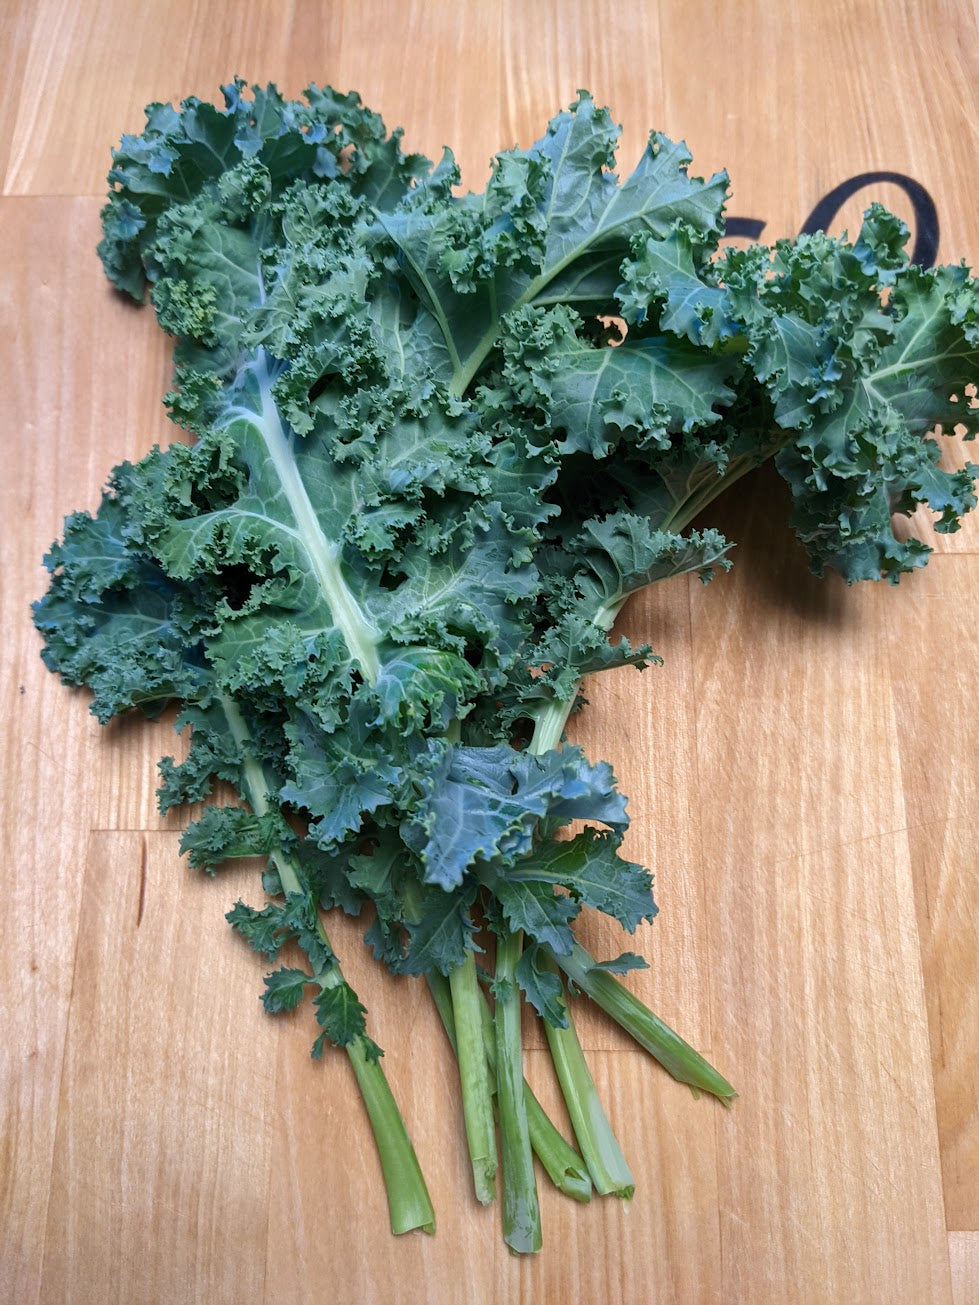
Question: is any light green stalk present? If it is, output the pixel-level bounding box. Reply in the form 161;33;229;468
523;714;636;1199
449;949;498;1204
425;971;591;1203
494;930;542;1253
539;958;634;1197
525;576;735;1106
221;695;436;1234
553;940;736;1103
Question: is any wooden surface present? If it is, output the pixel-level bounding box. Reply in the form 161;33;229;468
2;3;977;1302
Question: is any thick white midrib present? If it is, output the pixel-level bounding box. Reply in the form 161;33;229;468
253;365;382;685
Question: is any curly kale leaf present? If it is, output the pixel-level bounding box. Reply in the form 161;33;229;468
768;258;979;579
376;91;729;395
495;302;740;457
615;204;979;580
401;741;628;892
99;79;430;299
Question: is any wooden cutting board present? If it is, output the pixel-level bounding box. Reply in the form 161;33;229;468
2;3;976;1302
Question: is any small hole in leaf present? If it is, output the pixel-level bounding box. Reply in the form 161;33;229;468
596;314;627;346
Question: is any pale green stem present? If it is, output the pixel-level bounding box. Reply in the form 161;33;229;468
221;695;436;1234
449;950;498;1204
425;972;591;1202
553;940;736;1103
494;930;542;1253
540;958;634;1197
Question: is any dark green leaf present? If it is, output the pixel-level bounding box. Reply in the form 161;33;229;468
261;966;312;1013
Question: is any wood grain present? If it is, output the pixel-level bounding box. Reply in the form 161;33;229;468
951;1232;979;1305
40;834;276;1304
1;3;976;1303
890;557;979;1230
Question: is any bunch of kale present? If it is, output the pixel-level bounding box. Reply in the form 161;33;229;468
34;82;978;1250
